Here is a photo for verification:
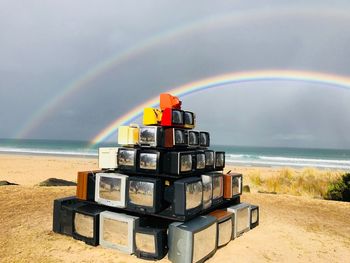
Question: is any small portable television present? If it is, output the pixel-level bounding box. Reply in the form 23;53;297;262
214;151;225;171
227;203;251;238
223;172;243;199
199;132;210;147
195;151;206;171
161;108;184;127
184;111;196;129
165;177;203;217
209;210;233;248
139;126;163;147
53;196;85;236
250;204;259;229
118;124;139;146
127;176;164;213
163;151;195;175
137;149;161;174
72;204;105;246
143;108;162;126
204;150;215;170
188;131;200;147
98;147;119;170
168;215;218;263
135;225;168;260
117;147;138;172
211;172;224;205
95;173;128;208
163;128;188;148
201;174;213;209
76;170;101;201
160;93;181;110
99;211;139;254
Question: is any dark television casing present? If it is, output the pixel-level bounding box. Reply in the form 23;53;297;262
117;147;138;173
183;111;196;129
163;151;196;175
204;150;215;171
250;205;259;229
135;226;168;260
137;149;162;174
139;126;188;148
199;131;210;148
209;210;233;248
223;173;243;199
214;151;225;171
210;172;224;206
188;131;200;147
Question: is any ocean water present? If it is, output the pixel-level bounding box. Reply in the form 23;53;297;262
0;139;349;170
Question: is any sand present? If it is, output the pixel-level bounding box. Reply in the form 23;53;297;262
0;154;349;263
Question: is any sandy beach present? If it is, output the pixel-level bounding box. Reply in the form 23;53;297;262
0;154;349;263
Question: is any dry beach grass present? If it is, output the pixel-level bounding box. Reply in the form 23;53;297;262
0;154;349;262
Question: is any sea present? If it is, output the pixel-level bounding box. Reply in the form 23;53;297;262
0;139;350;170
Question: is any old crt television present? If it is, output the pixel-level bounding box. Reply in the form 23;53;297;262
143;108;162;126
223;172;242;199
53;196;85;236
127;176;164;213
98;147;118;170
137;149;161;174
117;147;138;172
160;93;181;110
168;215;218;263
95;173;128;208
163;151;195;175
165;177;203;216
201;174;213;209
118;124;139;146
139;126;188;148
196;151;206;171
211;172;224;205
214;151;225;171
204;150;215;170
99;211;139;254
188;131;200;147
209;210;233;248
199;132;210;147
227;203;250;238
72;204;105;246
184;111;196;129
250;205;259;229
76;170;101;201
164;128;188;148
135;226;168;260
161;108;184;127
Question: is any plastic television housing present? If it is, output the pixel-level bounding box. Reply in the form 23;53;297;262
211;172;224;206
188;131;200;147
227;203;251;238
201;174;213;209
137;149;161;174
76;170;101;201
118;125;139;146
117;148;138;172
163;151;195;175
214;151;225;171
209;210;233;247
98;147;119;170
223;173;243;199
250;204;259;229
199;132;210;147
204;150;215;170
184;111;196;129
161;108;184;127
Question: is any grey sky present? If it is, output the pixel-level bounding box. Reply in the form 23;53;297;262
1;1;350;148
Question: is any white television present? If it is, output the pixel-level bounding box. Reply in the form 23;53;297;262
98;147;119;170
227;203;250;238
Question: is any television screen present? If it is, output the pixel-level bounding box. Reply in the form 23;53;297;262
135;226;168;260
95;173;127;208
212;174;223;204
196;153;206;170
139;153;158;170
139;126;157;145
74;213;94;239
184;111;195;128
214;152;225;170
205;150;214;169
118;149;136;167
163;151;196;175
180;154;193;172
199;132;210;147
250;205;259;229
98;147;119;170
227;203;250;238
174;129;186;145
188;131;199;146
186;180;203;210
168;215;217;263
209;210;233;247
136;232;155;253
201;174;213;209
172;109;183;125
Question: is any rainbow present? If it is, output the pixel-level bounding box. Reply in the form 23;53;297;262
90;69;350;145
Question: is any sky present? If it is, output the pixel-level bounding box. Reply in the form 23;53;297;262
1;0;350;149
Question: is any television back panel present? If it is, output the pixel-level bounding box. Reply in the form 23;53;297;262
98;147;119;170
160;93;181;110
143;108;162;126
99;211;139;254
76;171;99;201
227;203;250;238
135;226;168;260
118;125;139;146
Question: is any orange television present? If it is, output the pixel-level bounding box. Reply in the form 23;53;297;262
160;93;182;110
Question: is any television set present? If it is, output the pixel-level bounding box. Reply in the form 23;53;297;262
53;196;85;236
214;151;225;171
184;111;196;129
137;149;161;174
250;205;259;229
168;215;218;263
139;126;163;147
160;93;181;110
201;174;213;209
135;226;168;260
223;173;242;199
127;176;164;213
99;211;139;254
163;151;195;175
143;107;162;126
72;204;105;246
188;131;200;147
118;124;139;146
161;108;184;127
209;210;233;248
95;173;128;208
163;128;188;148
98;147;119;170
76;170;101;201
227;203;251;238
164;177;203;216
211;172;224;206
199;132;210;148
204;150;215;170
117;148;138;172
196;152;206;171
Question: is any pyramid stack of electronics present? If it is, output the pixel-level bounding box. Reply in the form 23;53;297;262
53;94;259;262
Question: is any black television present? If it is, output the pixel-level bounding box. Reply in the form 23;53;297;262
72;204;105;246
135;226;168;260
199;131;210;147
214;151;225;171
184;111;196;129
204;150;215;171
201;174;213;209
195;151;206;171
211;172;224;206
165;177;203;217
250;205;259;229
163;151;195;175
188;131;200;147
137;149;161;174
117;147;138;172
127;176;164;213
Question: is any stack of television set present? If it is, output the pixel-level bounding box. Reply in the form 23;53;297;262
53;93;259;262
